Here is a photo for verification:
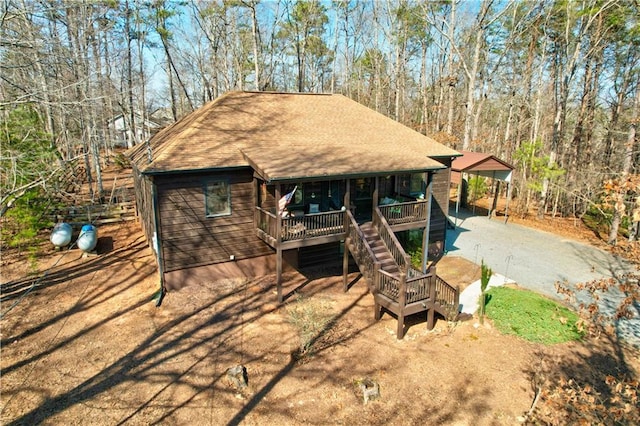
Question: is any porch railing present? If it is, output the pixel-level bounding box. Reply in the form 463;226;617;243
256;207;346;242
405;272;434;304
378;200;428;226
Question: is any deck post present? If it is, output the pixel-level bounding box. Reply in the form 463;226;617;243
344;178;351;214
373;176;379;211
253;178;259;230
275;184;283;303
427;306;435;330
397;272;407;339
343;236;350;292
422;175;433;273
427;275;437;330
455;173;463;227
373;263;382;319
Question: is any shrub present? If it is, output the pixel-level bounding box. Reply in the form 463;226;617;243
1;189;54;249
286;294;335;359
467;176;487;205
478;260;492;324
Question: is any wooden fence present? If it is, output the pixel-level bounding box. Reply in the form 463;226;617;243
48;201;137;226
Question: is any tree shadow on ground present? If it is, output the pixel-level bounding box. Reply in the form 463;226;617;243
524;330;639;423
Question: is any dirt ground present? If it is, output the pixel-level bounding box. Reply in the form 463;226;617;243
1;198;639;424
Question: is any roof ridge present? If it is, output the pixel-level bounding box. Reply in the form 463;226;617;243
234;90;334;96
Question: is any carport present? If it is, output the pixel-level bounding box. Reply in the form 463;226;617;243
451;151;514;226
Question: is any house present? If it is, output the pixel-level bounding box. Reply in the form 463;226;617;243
127;91;461;338
108;112;162;148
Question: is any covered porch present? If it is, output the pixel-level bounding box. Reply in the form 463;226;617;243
253;173;440;306
254;174;433;251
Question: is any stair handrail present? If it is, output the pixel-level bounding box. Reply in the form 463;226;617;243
434;274;460;306
346;210;380;285
373;206;411;273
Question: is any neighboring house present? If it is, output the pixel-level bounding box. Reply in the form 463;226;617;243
108;112;162;148
127;91;462;338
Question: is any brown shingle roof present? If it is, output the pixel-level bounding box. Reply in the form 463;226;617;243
451;150;514;173
450;151;515;184
127;91;460;181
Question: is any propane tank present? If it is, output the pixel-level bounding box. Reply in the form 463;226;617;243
50;222;73;248
77;224;98;252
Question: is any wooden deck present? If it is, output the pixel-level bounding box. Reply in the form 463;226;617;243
255;200;429;250
378;200;429;232
257;204;459;338
256;208;346;249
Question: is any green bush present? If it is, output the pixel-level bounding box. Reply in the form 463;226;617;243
467;176;487;205
1;189;54;249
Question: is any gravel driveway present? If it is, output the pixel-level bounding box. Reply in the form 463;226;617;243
445;209;639;347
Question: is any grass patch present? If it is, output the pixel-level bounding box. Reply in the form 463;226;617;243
485;286;583;345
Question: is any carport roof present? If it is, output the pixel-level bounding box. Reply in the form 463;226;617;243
451;151;514;184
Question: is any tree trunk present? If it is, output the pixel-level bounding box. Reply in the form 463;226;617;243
445;1;456;136
462;24;483;150
247;1;261;91
608;82;639;245
125;0;137;148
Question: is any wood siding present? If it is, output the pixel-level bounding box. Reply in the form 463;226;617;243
155;169;273;272
132;168;156;246
429;164;452;243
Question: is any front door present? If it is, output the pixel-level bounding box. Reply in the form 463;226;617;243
351;177;373;222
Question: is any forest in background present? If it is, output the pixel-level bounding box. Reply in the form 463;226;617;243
1;0;639;246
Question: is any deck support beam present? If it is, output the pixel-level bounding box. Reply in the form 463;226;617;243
373;176;379;211
343;236;350;292
343;178;351;292
396;272;407;339
275;184;283;303
422;174;433;273
427;277;437;330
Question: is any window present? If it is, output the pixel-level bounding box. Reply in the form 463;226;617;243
410;173;425;195
399;173;425;197
205;180;231;217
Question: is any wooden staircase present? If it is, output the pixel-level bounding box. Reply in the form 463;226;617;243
345;210;459;339
360;222;400;276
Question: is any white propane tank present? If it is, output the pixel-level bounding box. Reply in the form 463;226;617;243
50;222;73;247
77;224;98;252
